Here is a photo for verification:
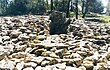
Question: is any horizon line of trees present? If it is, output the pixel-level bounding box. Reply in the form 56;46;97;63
0;0;104;19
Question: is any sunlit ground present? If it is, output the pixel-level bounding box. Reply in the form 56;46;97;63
97;14;110;25
84;13;110;26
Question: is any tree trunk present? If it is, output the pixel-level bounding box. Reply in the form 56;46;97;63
82;0;89;18
46;0;49;10
66;0;71;18
62;0;64;12
82;0;85;18
75;0;78;19
51;0;53;11
81;0;84;14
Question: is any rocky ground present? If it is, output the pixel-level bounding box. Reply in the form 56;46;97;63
0;15;110;70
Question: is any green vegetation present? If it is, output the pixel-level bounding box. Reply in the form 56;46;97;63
98;15;110;25
0;0;105;19
85;13;110;25
0;0;109;26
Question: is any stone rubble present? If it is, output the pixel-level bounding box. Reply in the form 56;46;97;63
0;15;110;70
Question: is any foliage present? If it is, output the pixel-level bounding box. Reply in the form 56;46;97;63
54;0;68;12
86;13;110;25
5;0;47;15
70;12;74;17
107;2;110;16
0;0;8;15
99;15;110;25
7;0;28;15
88;0;104;13
27;0;46;15
0;0;105;17
81;0;104;18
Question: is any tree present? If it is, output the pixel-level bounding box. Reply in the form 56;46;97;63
7;0;29;15
75;0;78;19
53;0;68;12
0;0;8;15
29;0;46;15
107;0;110;15
7;0;46;15
88;0;104;13
81;0;103;18
66;0;71;18
46;0;49;11
51;0;53;11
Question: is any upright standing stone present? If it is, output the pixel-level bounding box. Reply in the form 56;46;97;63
50;11;70;34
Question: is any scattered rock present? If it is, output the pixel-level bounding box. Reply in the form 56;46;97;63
54;63;66;70
0;59;15;70
24;62;37;68
16;62;25;70
2;36;10;41
0;15;110;69
41;60;49;67
10;30;21;38
35;66;42;70
65;66;82;70
82;60;93;70
23;67;34;70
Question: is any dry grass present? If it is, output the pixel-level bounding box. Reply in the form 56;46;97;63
97;14;110;25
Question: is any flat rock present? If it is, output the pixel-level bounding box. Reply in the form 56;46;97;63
54;63;66;70
2;36;10;41
10;30;22;38
82;60;93;70
23;67;34;70
24;62;37;68
16;62;25;70
35;66;42;70
65;66;82;70
0;59;15;70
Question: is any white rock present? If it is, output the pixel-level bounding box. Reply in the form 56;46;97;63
53;67;60;70
55;63;66;70
25;47;33;53
29;34;36;39
31;56;45;64
92;51;99;61
66;66;81;70
10;52;27;59
6;44;14;52
16;62;25;70
19;27;27;32
10;30;21;38
108;61;110;69
43;66;53;70
11;38;18;43
108;47;110;52
41;61;49;67
49;53;59;58
23;67;34;70
107;61;110;66
82;60;93;69
0;37;3;44
18;34;30;41
10;58;24;63
96;63;108;70
55;49;64;54
35;66;42;70
24;62;37;68
70;53;82;58
2;36;10;41
73;58;82;66
0;59;15;70
79;66;86;70
0;46;6;60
